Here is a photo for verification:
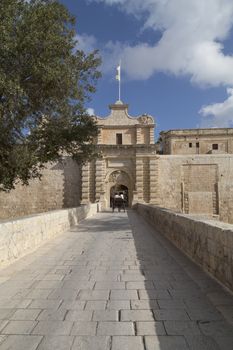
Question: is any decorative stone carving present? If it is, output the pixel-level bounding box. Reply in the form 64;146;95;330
138;115;154;124
109;170;130;184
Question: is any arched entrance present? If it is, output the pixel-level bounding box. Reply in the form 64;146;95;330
110;184;129;208
106;170;132;208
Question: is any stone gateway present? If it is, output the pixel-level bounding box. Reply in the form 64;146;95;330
81;100;158;209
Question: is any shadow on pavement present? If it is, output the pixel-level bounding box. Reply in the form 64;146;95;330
126;209;233;350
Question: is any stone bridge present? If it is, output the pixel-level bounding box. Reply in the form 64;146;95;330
0;208;233;349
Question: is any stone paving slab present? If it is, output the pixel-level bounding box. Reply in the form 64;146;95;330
121;309;155;321
65;310;92;322
131;299;159;310
0;210;233;349
0;335;43;350
93;310;118;321
70;322;97;336
37;335;74;350
145;335;188;350
94;282;125;290
112;336;144;350
37;309;66;321
59;300;85;311
85;300;107;310
136;321;166;335
184;335;220;350
164;320;202;336
153;308;190;321
72;336;111;350
97;321;134;335
110;290;138;300
214;336;233;350
32;321;73;335
107;300;130;310
1;320;37;335
10;309;41;321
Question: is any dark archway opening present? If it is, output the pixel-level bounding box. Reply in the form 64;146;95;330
110;184;129;208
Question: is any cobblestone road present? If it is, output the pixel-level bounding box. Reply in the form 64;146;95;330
0;210;233;349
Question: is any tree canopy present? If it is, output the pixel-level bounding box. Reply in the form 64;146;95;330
0;0;101;191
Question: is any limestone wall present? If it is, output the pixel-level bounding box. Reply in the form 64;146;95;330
0;203;100;268
156;154;233;224
136;203;233;292
0;157;81;220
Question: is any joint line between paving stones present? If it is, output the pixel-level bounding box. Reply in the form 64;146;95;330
109;335;113;350
162;321;167;335
70;334;76;349
0;321;9;334
63;309;69;321
94;321;98;336
96;321;99;335
90;310;94;321
34;334;44;350
152;309;156;322
142;335;147;350
83;301;87;310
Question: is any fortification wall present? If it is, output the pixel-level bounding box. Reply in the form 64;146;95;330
156;154;233;224
0;157;81;220
136;203;233;292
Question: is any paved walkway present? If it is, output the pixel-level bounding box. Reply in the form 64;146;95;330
0;211;233;349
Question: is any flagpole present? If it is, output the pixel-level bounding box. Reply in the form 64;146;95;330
119;59;121;101
119;75;121;101
116;60;121;101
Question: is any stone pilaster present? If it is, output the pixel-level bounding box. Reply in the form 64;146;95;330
95;159;104;201
136;126;142;144
149;127;154;144
81;163;90;203
97;127;102;144
149;158;160;205
143;158;150;203
89;161;96;203
135;158;144;201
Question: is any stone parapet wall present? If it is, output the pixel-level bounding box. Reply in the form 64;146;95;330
136;203;233;292
0;203;100;268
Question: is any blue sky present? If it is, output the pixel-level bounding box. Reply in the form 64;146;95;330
61;0;233;137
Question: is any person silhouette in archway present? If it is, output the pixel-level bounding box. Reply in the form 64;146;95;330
112;192;125;212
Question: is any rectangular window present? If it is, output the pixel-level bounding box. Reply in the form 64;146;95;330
189;143;192;148
212;144;218;150
116;133;122;145
196;142;199;148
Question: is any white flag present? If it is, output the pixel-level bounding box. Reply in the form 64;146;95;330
116;64;121;81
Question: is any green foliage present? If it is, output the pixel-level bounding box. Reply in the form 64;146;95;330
0;0;101;191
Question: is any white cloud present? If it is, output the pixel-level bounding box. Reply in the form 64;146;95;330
101;41;125;75
86;107;95;116
75;33;97;53
199;88;233;127
89;0;233;87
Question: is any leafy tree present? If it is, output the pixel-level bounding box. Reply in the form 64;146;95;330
0;0;101;191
